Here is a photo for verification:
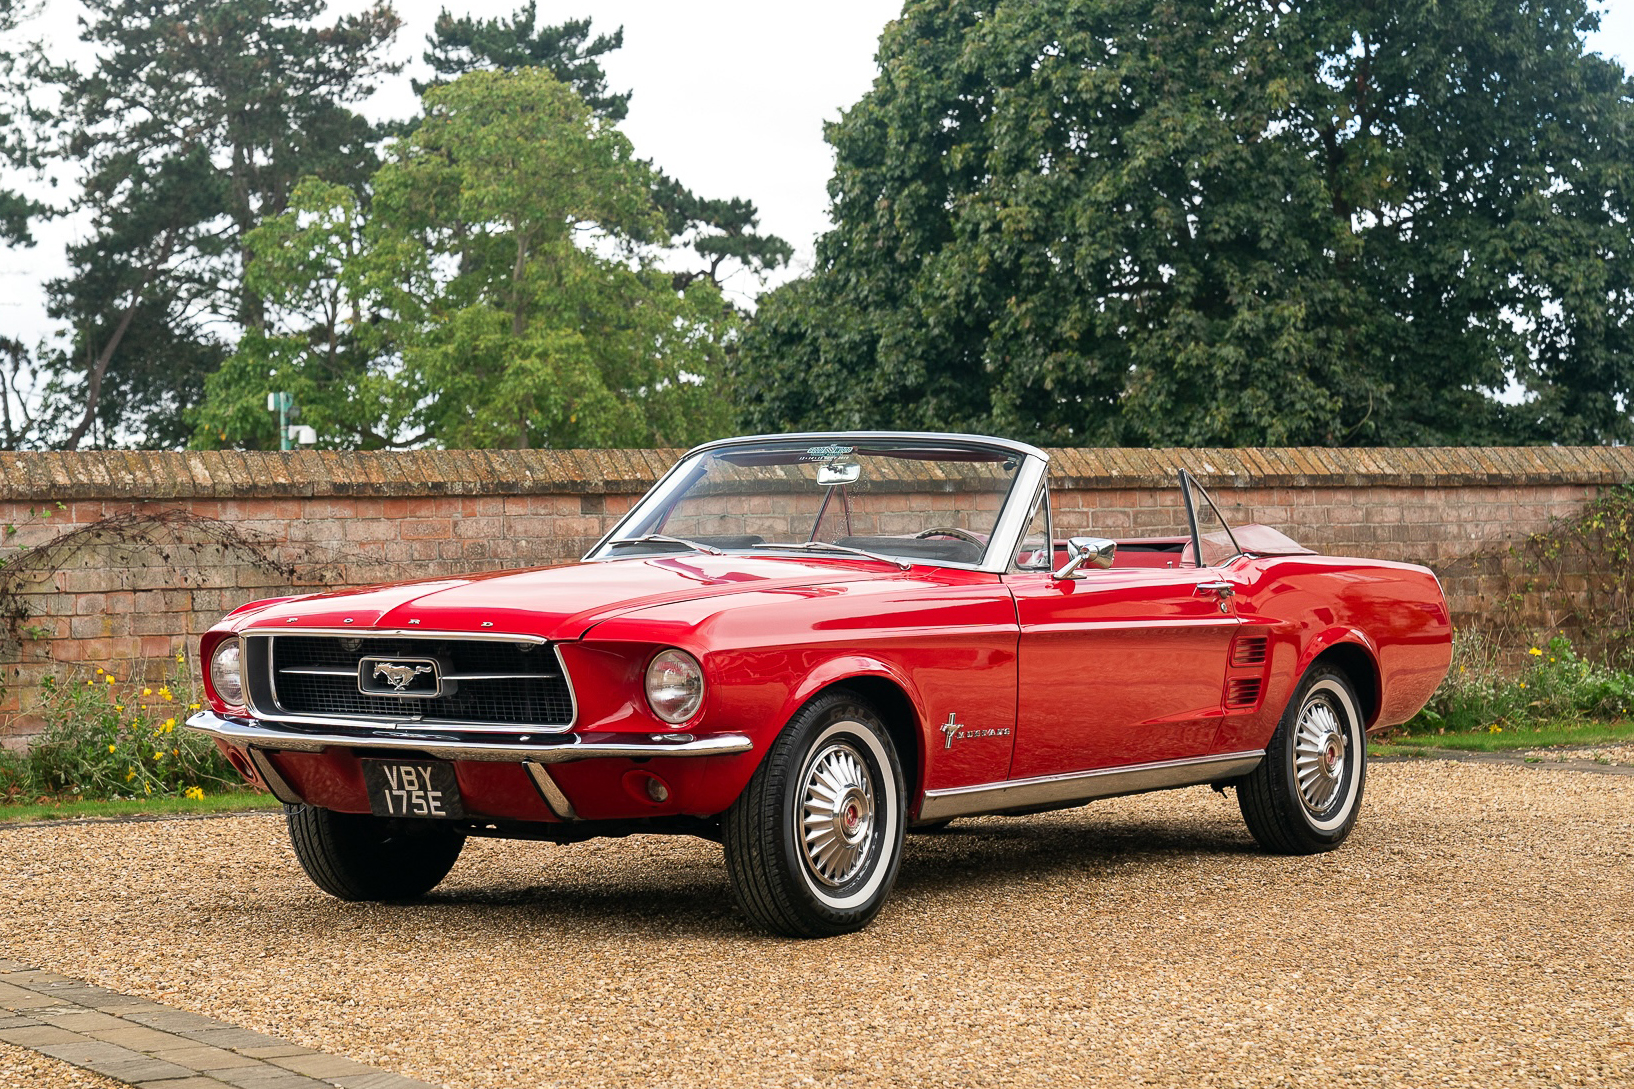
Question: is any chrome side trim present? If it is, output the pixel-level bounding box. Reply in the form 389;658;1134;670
245;748;305;806
917;750;1265;822
523;761;578;820
184;711;752;765
244;628;579;735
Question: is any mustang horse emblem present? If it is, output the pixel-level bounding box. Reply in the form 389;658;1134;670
372;662;434;691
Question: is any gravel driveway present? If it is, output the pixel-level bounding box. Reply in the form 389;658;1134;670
2;761;1631;1089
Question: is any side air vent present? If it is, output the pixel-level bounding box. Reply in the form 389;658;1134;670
1226;677;1263;708
1231;636;1268;667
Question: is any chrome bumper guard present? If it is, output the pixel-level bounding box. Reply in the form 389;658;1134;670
184;710;753;764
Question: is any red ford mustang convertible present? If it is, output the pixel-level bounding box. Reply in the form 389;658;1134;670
189;433;1451;936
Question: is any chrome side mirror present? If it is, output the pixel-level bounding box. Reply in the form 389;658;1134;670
1054;536;1116;580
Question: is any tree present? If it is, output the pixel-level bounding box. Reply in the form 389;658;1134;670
196;69;737;450
418;2;630;121
0;0;41;248
735;0;1634;447
34;0;401;448
418;5;791;295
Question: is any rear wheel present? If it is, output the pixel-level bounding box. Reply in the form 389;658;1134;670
722;690;906;937
1237;665;1366;854
285;804;465;901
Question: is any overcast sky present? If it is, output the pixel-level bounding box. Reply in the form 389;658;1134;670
1;0;1631;349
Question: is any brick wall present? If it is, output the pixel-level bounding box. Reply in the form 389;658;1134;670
3;446;1629;742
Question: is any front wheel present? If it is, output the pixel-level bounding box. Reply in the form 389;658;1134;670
1237;666;1366;854
722;691;906;937
285;804;465;901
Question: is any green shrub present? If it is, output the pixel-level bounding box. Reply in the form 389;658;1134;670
1406;631;1634;735
0;661;240;802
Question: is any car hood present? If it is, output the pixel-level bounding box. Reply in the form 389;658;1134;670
223;554;899;641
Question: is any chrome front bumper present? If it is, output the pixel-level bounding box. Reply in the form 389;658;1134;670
184;710;753;764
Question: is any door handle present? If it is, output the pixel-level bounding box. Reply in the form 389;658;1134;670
1197;580;1235;597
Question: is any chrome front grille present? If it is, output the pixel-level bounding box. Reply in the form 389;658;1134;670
257;633;575;731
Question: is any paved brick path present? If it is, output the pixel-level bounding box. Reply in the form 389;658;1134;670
0;960;433;1089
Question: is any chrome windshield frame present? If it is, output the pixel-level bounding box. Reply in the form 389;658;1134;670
582;431;1052;576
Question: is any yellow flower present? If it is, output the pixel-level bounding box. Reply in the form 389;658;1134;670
172;748;179;757
189;703;200;711
184;786;205;801
95;667;104;674
1519;682;1527;689
164;719;175;732
160;688;173;701
1528;647;1543;656
175;653;185;664
114;705;122;712
107;743;116;753
142;687;152;696
153;751;163;761
144;783;151;795
85;680;92;687
124;769;135;781
105;675;115;684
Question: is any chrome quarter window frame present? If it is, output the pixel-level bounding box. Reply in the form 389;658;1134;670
1008;479;1056;574
246;627;578;735
583;431;1052;576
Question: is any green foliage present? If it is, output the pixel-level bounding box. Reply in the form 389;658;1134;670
0;665;238;801
196;68;738;450
1405;632;1634;736
737;0;1634;447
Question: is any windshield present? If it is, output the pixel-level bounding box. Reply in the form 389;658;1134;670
595;438;1029;567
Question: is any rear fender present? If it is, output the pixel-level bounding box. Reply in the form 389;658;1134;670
1296;628;1383;727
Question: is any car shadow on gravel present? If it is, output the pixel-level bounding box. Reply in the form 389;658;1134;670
205;812;1262;940
893;813;1260;896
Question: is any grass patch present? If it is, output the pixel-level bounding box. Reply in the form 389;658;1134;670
1372;718;1634;756
0;791;280;824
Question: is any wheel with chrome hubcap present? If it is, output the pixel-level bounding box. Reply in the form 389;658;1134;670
1236;665;1366;854
723;690;905;937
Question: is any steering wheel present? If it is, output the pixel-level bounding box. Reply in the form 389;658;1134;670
915;527;984;546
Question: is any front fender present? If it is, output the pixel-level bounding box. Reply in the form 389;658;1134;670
779;654;930;735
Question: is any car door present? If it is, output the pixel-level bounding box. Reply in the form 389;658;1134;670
1004;475;1242;778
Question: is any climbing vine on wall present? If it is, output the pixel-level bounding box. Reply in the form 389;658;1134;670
0;508;296;663
1496;485;1634;665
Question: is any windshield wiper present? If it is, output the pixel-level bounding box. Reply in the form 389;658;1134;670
610;534;724;556
755;540;912;571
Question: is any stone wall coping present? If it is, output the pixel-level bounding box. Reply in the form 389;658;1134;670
2;446;1631;501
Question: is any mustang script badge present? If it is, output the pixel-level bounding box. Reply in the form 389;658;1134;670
941;712;1011;750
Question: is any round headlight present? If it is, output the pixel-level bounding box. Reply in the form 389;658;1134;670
645;649;703;724
210;637;245;708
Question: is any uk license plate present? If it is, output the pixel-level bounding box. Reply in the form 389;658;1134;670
361;759;465;819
